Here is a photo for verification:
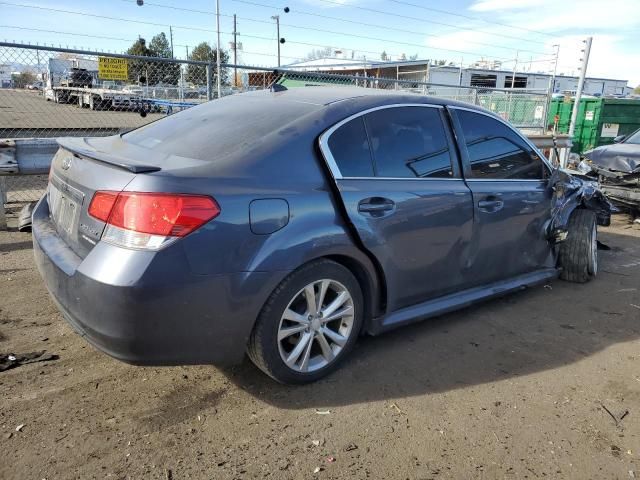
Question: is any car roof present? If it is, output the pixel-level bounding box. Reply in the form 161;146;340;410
244;86;480;110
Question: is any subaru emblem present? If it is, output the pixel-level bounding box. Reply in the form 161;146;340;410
61;157;72;170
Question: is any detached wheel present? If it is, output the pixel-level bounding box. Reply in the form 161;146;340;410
558;209;598;283
248;259;363;384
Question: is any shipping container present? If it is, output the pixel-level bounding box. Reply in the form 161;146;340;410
548;97;640;153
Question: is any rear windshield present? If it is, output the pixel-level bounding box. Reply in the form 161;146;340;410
123;93;320;160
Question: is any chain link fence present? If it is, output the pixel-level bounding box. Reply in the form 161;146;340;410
1;42;549;223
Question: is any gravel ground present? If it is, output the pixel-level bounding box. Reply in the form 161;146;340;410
1;214;639;480
0;89;163;137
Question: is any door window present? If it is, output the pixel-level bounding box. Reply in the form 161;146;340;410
455;109;547;180
327;117;374;177
364;107;454;178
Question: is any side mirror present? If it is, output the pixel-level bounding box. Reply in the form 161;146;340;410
613;135;625;143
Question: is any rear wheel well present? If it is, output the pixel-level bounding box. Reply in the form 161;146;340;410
324;254;386;332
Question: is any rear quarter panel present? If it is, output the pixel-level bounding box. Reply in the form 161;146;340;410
123;115;382;315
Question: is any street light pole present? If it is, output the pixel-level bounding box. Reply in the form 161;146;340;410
215;0;222;98
271;15;280;67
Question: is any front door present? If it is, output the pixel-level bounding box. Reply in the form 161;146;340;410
449;107;554;284
319;104;474;312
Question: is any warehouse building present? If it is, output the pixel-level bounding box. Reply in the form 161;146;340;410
282;58;630;96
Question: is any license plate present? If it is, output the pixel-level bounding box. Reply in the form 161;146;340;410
49;184;79;235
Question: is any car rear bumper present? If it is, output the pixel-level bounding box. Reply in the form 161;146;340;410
32;196;285;366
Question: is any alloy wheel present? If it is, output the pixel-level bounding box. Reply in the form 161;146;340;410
277;279;355;373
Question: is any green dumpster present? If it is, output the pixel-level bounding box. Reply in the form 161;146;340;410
548;97;640;153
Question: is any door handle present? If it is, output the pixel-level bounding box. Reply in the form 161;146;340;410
478;198;504;213
358;198;395;216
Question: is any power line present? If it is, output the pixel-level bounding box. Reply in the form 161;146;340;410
128;0;547;60
230;0;548;55
286;0;549;45
0;25;136;43
0;1;529;62
385;0;556;38
117;0;548;56
0;2;215;34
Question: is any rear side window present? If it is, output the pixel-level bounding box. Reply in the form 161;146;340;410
327;117;374;177
364;106;453;178
455;109;546;180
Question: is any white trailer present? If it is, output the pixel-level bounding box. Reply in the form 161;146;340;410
46;86;145;111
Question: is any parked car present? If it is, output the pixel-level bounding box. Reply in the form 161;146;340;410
33;88;610;384
583;128;640;211
26;81;43;90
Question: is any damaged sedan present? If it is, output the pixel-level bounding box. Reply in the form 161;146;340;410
583;128;640;212
33;88;611;384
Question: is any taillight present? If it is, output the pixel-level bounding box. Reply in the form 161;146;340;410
88;191;220;250
88;191;119;222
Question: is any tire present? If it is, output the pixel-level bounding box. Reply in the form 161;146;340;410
247;259;364;384
558;209;598;283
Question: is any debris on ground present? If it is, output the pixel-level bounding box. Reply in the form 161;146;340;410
313;466;322;474
344;443;358;452
15;424;25;432
600;402;630;426
0;351;59;372
326;456;336;463
17;202;35;232
389;402;406;415
314;410;331;415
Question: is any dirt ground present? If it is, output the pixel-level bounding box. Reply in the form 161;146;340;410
1;212;639;480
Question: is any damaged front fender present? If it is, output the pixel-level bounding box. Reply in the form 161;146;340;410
547;168;613;243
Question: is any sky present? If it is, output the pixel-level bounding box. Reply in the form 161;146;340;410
1;0;639;86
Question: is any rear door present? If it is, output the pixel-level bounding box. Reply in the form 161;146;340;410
319;104;474;312
449;107;554;284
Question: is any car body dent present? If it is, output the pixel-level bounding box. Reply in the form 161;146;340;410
584;143;640;175
547;168;613;242
32;88;613;367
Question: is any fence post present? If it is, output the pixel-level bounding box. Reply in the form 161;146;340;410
0;178;7;230
473;88;479;105
206;62;213;101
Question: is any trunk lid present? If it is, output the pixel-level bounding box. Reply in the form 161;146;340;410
48;137;144;258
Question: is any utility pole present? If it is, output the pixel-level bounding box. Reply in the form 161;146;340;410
215;0;222;98
542;44;560;151
271;15;281;67
510;50;519;89
550;44;560;95
185;45;189;59
169;25;174;58
458;56;463;86
566;37;592;167
233;14;238;87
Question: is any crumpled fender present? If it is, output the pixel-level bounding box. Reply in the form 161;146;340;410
547;168;613;242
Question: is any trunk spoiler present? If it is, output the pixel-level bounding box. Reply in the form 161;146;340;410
57;137;161;174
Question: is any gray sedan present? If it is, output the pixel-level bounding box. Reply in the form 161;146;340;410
33;87;609;384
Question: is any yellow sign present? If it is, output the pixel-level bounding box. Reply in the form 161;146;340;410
98;57;128;81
